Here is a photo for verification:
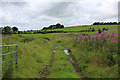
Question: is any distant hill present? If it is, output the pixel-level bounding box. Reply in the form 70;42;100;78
64;25;92;28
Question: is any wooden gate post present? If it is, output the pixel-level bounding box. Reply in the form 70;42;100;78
15;45;18;68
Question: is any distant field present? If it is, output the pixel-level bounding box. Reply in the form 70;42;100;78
46;25;118;34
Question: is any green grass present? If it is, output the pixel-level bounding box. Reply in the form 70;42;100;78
2;34;81;78
47;44;80;78
2;34;55;78
71;46;118;78
46;25;118;32
12;33;53;38
55;34;118;78
2;24;119;78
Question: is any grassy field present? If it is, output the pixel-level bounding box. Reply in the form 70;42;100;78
2;34;55;78
46;25;118;33
1;25;119;78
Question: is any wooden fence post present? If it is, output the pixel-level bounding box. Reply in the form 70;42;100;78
15;45;18;68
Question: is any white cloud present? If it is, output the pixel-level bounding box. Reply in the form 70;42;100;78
0;0;119;30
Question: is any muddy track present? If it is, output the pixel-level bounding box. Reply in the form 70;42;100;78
61;43;88;80
68;55;88;80
40;44;57;78
40;43;88;79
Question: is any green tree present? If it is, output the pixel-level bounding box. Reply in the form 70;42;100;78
56;23;64;28
12;27;18;32
3;26;12;34
56;23;61;28
61;25;64;28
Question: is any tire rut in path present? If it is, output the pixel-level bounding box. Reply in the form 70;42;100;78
61;43;88;80
40;44;57;78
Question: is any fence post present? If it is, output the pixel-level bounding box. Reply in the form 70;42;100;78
15;45;18;68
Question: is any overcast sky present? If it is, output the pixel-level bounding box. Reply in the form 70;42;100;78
0;0;119;31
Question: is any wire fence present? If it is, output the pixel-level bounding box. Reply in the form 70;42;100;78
0;44;18;78
0;44;18;68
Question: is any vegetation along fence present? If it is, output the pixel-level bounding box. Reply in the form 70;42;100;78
0;44;18;68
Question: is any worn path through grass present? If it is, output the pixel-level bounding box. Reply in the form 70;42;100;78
47;43;83;78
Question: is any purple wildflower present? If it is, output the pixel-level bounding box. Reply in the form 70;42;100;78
101;32;104;35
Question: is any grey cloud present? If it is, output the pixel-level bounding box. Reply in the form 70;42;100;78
118;1;120;21
0;0;118;31
1;2;28;8
42;2;76;18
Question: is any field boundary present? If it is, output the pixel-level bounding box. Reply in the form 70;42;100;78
0;44;18;68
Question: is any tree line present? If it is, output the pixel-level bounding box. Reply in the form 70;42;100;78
0;26;18;34
0;23;64;34
1;22;118;34
42;23;64;30
93;22;119;25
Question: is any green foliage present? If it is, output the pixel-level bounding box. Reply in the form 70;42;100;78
2;26;12;34
12;27;18;32
43;23;64;30
2;26;19;34
1;46;16;78
2;34;54;78
55;33;118;78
